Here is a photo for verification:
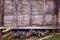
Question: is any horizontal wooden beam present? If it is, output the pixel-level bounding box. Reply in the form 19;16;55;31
0;26;58;29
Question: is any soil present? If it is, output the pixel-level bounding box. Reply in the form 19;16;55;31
25;36;40;40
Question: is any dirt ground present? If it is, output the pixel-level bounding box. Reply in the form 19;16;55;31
7;37;40;40
25;36;40;40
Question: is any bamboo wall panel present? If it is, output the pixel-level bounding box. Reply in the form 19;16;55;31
31;0;57;26
58;12;60;25
17;0;30;26
32;15;43;25
18;15;30;27
4;0;14;15
3;0;57;27
4;0;14;27
4;16;13;27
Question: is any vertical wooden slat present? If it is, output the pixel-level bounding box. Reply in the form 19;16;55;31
0;0;4;26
